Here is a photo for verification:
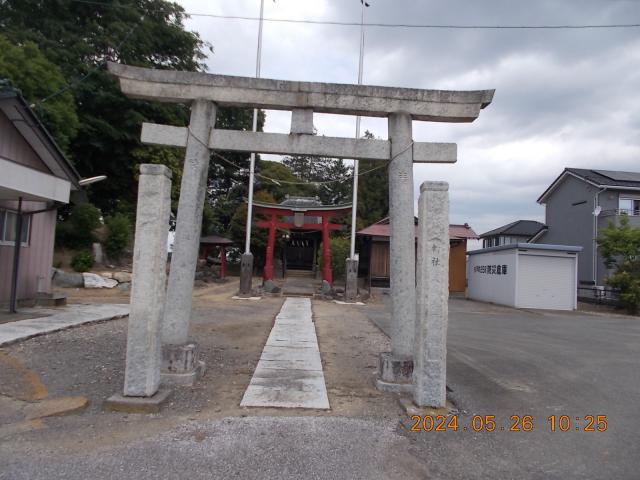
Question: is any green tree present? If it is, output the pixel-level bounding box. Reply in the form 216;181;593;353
598;216;640;313
0;0;208;214
356;130;388;229
104;213;133;260
0;35;78;152
257;159;316;202
228;190;277;270
282;154;352;205
55;202;102;249
318;236;350;280
206;108;265;235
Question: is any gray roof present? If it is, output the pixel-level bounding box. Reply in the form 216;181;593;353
480;220;546;239
538;168;640;203
566;168;640;188
280;196;322;208
468;243;582;255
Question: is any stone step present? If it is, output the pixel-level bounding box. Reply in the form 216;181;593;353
285;269;315;278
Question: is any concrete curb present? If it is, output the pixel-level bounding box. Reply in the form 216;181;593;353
0;304;130;347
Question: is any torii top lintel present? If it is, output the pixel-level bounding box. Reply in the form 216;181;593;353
107;62;494;123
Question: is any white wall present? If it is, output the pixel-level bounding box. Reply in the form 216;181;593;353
467;250;518;307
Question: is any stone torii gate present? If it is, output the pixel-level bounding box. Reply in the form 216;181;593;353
107;61;493;391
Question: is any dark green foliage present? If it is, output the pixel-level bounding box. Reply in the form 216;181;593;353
281;155;352;205
356;131;388;230
319;236;351;280
0;0;209;215
257;160;316;202
598;216;640;313
71;250;94;272
56;202;102;249
0;35;79;153
228;190;276;269
104;213;132;259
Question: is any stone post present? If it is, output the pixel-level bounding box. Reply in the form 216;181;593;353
239;253;254;295
377;111;416;392
104;164;172;412
161;99;216;385
344;258;359;302
414;181;449;408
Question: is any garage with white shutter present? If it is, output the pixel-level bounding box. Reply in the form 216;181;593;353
467;244;582;310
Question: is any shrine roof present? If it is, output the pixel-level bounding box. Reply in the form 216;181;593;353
357;217;478;240
200;234;233;245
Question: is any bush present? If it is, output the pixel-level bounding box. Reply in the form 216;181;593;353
71;251;94;272
55;203;102;249
318;236;351;280
599;216;640;314
104;213;133;260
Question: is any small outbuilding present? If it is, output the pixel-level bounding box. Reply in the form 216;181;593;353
0;87;81;310
467;243;582;310
357;217;478;293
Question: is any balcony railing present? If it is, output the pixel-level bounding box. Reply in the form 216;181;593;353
600;209;640;217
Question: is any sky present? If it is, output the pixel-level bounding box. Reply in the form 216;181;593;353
175;0;640;240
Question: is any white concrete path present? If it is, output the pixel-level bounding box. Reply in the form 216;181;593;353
0;304;130;346
241;297;330;409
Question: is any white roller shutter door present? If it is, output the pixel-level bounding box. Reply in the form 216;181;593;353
517;254;575;310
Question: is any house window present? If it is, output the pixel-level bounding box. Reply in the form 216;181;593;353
0;210;31;246
619;198;640;216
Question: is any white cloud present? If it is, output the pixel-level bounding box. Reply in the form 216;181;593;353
176;0;640;236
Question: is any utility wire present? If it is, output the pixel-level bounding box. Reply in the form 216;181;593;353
68;0;640;29
186;126;390;187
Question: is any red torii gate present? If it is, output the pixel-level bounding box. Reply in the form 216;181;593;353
253;198;351;284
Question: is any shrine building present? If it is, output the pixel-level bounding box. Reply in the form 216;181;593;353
252;196;351;284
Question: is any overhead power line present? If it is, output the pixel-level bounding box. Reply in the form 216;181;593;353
68;0;640;30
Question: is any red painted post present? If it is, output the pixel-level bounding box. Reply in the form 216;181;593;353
321;215;332;284
220;246;226;279
264;214;277;280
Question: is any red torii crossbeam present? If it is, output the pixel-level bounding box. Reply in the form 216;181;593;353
253;199;351;284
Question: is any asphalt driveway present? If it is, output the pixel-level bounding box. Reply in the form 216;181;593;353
370;296;640;478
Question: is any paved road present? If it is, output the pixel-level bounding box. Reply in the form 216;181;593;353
370;297;640;479
2;298;639;479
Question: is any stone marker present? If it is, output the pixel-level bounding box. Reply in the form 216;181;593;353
413;181;450;408
344;258;359;302
376;111;416;392
161;100;216;385
239;252;254;295
105;165;172;412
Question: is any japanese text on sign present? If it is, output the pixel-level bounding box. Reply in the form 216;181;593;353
473;264;508;275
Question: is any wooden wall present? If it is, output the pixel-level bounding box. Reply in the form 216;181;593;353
367;238;468;292
0;201;56;302
448;240;467;293
0;111;57;303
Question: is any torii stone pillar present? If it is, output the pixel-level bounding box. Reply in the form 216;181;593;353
376;112;416;392
161;99;216;385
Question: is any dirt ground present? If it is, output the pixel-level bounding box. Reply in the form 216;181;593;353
0;279;403;455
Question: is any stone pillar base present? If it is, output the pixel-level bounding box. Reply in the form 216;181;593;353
104;388;172;414
376;352;413;393
263;279;281;294
239;253;254;295
161;342;205;387
344;258;359;302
